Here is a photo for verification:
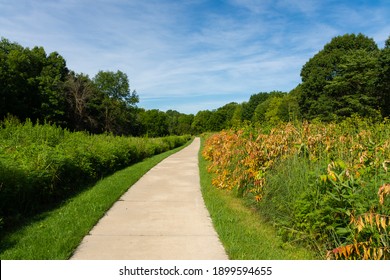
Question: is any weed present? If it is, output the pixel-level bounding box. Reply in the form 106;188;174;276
202;117;390;259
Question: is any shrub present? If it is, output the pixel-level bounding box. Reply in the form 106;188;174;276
0;119;191;228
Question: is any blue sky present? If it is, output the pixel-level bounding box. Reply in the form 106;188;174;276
1;0;389;114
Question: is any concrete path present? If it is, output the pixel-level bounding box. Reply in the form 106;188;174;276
71;138;228;260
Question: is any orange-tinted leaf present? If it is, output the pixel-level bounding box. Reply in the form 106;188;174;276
354;242;360;256
378;183;390;205
380;216;387;230
363;246;368;260
378;248;383;259
373;248;378;260
376;214;381;230
357;216;364;232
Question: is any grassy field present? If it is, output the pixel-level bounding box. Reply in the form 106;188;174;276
199;136;316;260
0;139;193;259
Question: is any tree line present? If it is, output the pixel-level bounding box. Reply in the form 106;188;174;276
1;33;389;136
0;37;196;136
194;33;390;130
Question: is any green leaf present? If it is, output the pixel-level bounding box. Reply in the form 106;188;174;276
335;227;350;235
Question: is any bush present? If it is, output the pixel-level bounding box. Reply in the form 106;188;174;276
0;119;191;227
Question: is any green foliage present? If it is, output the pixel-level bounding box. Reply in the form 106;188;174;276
63;72;97;131
191;110;214;133
92;70;139;134
0;38;68;122
324;49;381;118
203;117;390;259
166;110;194;135
252;92;288;125
0;141;192;259
139;109;169;137
231;104;243;128
242;92;271;121
216;102;241;128
377;36;390;117
93;70;138;105
0;119;191;229
199;137;315;260
64;70;141;135
298;33;387;121
3;33;390;137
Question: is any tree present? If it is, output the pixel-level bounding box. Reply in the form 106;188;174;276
377;36;390;117
165;110;194;135
231;104;243;128
93;70;139;134
207;110;225;131
93;70;138;106
191;110;213;134
216;102;239;129
0;38;68;123
242;92;270;121
264;96;284;125
324;49;381;118
166;110;181;135
37;51;68;124
281;87;301;122
0;38;29;120
64;72;97;131
299;33;379;120
176;114;194;135
140;109;169;137
252;91;286;123
0;39;43;120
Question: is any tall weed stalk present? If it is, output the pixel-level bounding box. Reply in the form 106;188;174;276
202;117;390;259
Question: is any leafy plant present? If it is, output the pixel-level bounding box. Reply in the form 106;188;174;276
0;119;191;229
202;117;390;259
329;183;390;260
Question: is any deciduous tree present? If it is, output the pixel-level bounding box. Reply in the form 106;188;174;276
299;33;379;120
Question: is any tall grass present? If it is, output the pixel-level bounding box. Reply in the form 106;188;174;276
0;141;193;259
199;136;315;260
202;117;390;259
0;118;191;230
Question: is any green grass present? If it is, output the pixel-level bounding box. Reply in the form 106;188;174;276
198;137;317;260
0;138;193;260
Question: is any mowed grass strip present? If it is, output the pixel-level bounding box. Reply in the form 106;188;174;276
0;139;193;260
198;137;316;260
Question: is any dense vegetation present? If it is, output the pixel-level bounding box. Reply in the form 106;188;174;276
0;118;190;230
193;34;390;131
203;118;390;259
1;32;389;259
1;33;390;136
199;34;390;260
199;136;315;260
0;141;192;259
0;37;192;136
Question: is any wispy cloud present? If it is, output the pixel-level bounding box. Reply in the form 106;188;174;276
1;0;389;113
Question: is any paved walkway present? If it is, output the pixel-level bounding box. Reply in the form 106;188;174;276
71;138;228;260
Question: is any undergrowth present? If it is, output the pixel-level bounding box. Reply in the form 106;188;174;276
202;117;390;259
199;136;315;260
